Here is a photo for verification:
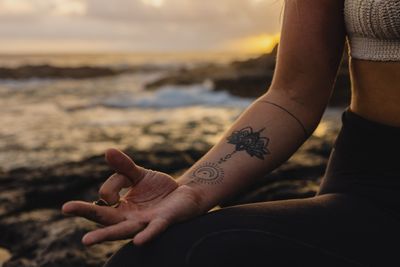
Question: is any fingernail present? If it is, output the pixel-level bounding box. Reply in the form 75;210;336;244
82;234;93;246
133;237;145;247
61;203;71;214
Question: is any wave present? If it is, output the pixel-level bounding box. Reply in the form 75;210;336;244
102;83;253;109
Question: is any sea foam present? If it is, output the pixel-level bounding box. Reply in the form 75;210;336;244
102;83;252;109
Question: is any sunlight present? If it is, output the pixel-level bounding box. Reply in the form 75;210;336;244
141;0;164;8
226;33;280;54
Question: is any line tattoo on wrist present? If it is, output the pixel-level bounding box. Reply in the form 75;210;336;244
259;100;309;138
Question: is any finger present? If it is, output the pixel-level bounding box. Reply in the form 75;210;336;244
82;219;146;246
62;201;124;226
99;173;132;205
132;218;169;246
105;148;146;185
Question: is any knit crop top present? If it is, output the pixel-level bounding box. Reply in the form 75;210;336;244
344;0;400;61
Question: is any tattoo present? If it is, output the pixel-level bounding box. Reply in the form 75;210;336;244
190;102;306;186
190;127;270;185
259;100;308;138
220;127;270;162
191;162;224;184
217;151;237;164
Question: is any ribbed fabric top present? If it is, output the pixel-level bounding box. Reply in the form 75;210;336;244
344;0;400;61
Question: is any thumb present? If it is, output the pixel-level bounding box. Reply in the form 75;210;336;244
105;148;146;184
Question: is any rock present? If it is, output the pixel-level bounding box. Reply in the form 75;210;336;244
0;65;121;80
0;64;164;80
0;148;207;266
1;209;125;267
145;45;352;107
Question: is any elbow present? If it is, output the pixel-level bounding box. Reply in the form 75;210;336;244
267;53;343;117
268;82;332;111
260;84;332;136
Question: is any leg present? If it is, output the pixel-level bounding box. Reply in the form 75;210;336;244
104;193;400;267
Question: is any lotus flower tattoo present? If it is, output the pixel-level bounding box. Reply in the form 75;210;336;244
192;127;270;185
218;127;270;164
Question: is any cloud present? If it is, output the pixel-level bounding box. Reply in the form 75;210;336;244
0;0;86;17
84;0;281;28
0;0;283;52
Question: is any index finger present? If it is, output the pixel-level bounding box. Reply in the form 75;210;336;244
99;173;132;205
105;148;146;185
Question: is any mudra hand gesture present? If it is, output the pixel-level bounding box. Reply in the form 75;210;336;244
62;148;203;246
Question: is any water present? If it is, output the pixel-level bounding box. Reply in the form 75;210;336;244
0;52;257;68
0;54;342;172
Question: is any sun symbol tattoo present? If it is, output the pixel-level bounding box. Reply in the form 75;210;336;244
191;162;224;184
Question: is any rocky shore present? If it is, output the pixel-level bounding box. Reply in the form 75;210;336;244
0;122;339;266
0;64;164;80
0;46;351;106
145;45;352;107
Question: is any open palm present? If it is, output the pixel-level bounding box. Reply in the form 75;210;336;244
62;148;203;246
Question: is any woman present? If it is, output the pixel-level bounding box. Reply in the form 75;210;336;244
62;0;400;266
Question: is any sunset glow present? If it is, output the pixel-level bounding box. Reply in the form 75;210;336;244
226;34;280;54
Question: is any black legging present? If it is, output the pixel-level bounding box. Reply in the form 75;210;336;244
104;108;400;267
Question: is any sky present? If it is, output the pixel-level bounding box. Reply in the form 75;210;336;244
0;0;283;54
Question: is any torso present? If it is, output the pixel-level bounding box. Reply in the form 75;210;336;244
344;0;400;127
349;59;400;127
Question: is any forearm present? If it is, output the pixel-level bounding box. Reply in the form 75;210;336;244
177;88;325;212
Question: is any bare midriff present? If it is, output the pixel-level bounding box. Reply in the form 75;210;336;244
349;58;400;127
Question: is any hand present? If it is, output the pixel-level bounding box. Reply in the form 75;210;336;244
62;148;204;246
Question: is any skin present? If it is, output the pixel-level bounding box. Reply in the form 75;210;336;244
350;59;400;127
62;0;399;246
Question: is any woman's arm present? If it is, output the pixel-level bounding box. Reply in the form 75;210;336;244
177;0;347;213
63;0;347;246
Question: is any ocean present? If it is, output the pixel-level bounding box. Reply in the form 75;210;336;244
0;53;342;171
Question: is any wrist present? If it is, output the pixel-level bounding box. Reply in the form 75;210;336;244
176;177;218;213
